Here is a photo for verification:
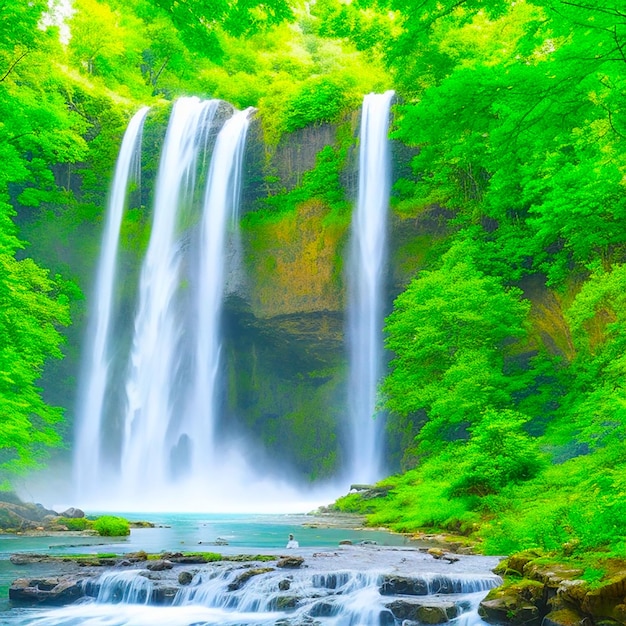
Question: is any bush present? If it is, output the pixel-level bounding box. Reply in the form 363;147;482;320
58;517;90;531
283;76;348;132
93;515;130;536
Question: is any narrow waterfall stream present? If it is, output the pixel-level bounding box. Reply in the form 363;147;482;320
347;91;395;484
186;107;252;476
74;106;149;497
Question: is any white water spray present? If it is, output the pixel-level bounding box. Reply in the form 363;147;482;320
346;90;394;484
74;106;149;498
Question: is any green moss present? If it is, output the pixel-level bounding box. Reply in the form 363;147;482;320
181;552;222;562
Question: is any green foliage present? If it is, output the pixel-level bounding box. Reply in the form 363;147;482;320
449;410;545;497
58;516;90;531
352;0;626;561
151;0;293;57
245;142;349;228
383;239;530;459
283;76;353;132
93;515;130;536
183;552;221;561
0;225;72;485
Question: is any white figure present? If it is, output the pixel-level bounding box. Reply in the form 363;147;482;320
286;533;299;549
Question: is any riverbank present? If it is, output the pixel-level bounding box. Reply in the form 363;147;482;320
308;507;626;625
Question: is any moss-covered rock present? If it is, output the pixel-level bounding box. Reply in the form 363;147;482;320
479;579;545;625
542;607;588;626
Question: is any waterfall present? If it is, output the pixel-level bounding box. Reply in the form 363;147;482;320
120;97;220;495
74;106;149;498
73;96;263;507
346;90;395;484
185;108;251;476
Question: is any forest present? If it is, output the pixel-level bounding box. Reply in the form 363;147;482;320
1;0;626;581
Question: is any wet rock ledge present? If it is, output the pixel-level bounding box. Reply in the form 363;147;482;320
8;547;500;625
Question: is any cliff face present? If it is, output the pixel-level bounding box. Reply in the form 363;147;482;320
218;116;451;478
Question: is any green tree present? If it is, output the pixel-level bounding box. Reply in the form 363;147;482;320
0;0;87;486
0;208;71;485
383;240;530;458
449;409;545;496
151;0;294;57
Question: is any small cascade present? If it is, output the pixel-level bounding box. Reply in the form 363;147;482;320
73;106;149;497
3;549;504;625
346;90;395;484
173;564;502;624
89;570;154;604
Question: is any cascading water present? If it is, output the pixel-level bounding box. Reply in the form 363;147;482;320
346;90;395;484
120;97;221;495
74;106;149;497
185;108;251;475
71;96;340;511
74;97;254;504
73;91;398;510
4;548;503;625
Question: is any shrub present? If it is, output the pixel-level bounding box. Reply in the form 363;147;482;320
58;517;90;531
283;76;348;132
93;515;130;536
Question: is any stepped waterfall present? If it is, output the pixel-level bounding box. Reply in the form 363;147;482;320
346;91;395;484
6;549;502;625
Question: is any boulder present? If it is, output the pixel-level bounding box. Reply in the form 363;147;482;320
151;585;179;605
495;550;545;577
227;567;274;591
385;598;457;622
478;580;545;626
309;599;337;617
416;605;456;624
9;576;88;605
479;597;540;625
178;571;194;585
380;575;428;596
522;562;583;587
272;595;299;610
277;556;305;569
59;508;85;519
349;484;374;492
427;548;459;563
582;571;626;619
557;579;588;606
0;501;59;532
146;559;173;571
542;607;588;626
